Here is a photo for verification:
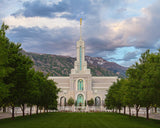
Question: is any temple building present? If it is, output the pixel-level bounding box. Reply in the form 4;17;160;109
48;19;118;111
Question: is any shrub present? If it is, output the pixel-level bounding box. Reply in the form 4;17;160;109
87;98;94;106
67;97;74;106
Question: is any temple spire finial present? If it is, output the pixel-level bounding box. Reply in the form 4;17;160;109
80;18;82;40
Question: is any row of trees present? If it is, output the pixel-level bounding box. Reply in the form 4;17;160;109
105;49;160;119
0;23;59;119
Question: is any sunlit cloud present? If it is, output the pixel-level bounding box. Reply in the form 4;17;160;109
3;16;78;29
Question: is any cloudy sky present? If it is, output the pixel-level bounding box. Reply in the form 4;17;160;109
1;0;160;67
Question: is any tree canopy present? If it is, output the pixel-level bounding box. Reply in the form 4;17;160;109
105;49;160;119
0;23;59;119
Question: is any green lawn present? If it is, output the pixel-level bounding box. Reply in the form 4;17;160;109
0;112;160;128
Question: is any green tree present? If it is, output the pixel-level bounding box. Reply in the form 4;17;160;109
0;23;12;105
3;42;33;118
67;97;74;106
120;79;137;116
27;71;59;114
26;69;40;115
87;98;94;106
105;79;123;113
0;23;59;118
119;79;129;114
105;83;117;112
147;50;160;113
40;78;59;112
106;49;160;119
17;55;33;116
138;50;160;119
0;23;33;118
126;49;160;119
126;62;144;117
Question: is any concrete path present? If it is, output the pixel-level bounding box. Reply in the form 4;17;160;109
139;113;160;120
0;112;22;119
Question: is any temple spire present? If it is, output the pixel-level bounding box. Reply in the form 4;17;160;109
70;18;91;74
80;18;82;40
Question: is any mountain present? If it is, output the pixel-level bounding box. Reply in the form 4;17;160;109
85;56;127;77
23;51;127;78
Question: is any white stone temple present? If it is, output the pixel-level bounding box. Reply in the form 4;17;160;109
48;18;118;111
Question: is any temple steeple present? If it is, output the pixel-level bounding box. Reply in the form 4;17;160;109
70;18;90;74
80;18;82;40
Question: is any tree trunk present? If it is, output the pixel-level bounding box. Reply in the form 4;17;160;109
155;107;157;113
119;108;120;113
146;106;149;119
22;104;25;117
47;106;48;113
30;106;32;116
129;106;131;116
123;106;126;115
3;107;6;112
136;105;140;118
136;109;139;117
12;106;15;120
36;105;39;114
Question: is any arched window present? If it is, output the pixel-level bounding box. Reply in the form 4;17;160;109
60;96;66;106
78;79;83;90
77;94;84;106
95;96;101;106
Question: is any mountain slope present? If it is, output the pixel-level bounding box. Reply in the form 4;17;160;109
85;56;127;76
24;52;127;77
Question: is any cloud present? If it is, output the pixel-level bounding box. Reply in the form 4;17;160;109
77;1;160;59
3;0;131;58
3;16;79;29
104;0;160;50
6;26;78;56
12;0;68;17
0;0;21;20
123;51;137;61
85;37;113;57
12;0;91;19
12;0;127;19
5;0;160;63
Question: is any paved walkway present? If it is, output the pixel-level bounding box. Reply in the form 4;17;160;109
138;113;160;120
0;112;22;119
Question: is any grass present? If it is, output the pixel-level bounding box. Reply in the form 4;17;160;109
0;112;160;128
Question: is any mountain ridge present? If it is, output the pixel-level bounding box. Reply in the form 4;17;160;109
23;51;127;78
